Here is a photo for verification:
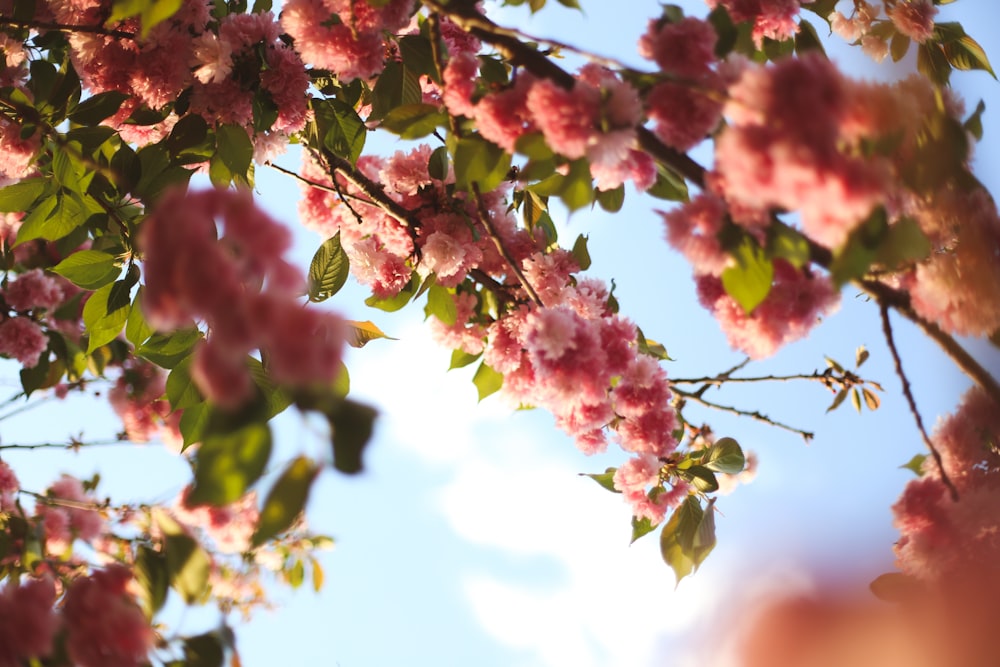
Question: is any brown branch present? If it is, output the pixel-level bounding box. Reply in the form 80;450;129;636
672;387;814;442
879;305;959;501
419;0;708;188
471;183;543;306
0;438;125;451
0;17;136;40
802;235;1000;408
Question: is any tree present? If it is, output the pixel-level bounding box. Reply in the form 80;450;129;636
0;0;996;664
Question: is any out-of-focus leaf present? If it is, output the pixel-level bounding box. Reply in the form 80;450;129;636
252;456;319;547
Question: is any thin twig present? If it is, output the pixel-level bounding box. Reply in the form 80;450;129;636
471;183;543;307
0;17;136;40
879;305;959;501
673;387;814;442
19;489;107;511
0;438;125;451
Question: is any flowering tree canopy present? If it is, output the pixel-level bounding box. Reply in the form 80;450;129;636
0;0;997;664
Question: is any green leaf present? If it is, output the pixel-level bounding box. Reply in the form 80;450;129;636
660;496;701;585
179;402;210;449
900;454;927;477
891;32;911;63
827;388;849;413
125;287;154;348
135;545;169;618
876;217;931;269
425;284;457;326
831;207;888;285
571;234;591;270
766;223;810;268
0;177;47;212
68;91;129;126
51;250;121;290
183;633;225;667
582;467;620;493
16;192;90;244
702;437;746;474
136;329;202;368
514;132;554;161
679;465;719;493
398;34;438;81
188;422;273;506
252;456;319;547
630;515;657;544
370;61;422;120
647;164;689;201
794;18;825;55
154;509;211;604
428;146;449;181
942;34;995;78
308;233;350;302
109;0;184;38
326;399;377;475
166;355;203;410
472;362;503;402
365;279;418;312
454;135;511;192
596;184;625;213
557;159;593;212
964;99;986;141
449;348;481;369
82;282;130;353
213;124;254;186
917;42;952;86
246;356;293;420
324;99;367;166
380;103;446;140
345;320;396;348
721;237;773;314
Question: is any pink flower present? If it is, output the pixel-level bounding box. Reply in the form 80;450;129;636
707;0;806;47
0;316;47;367
63;566;153;667
613;454;662;495
887;0;937;44
696;261;840;359
526;78;599;160
639;17;717;78
662;194;731;275
0;577;58;665
0;460;18;512
4;269;64;312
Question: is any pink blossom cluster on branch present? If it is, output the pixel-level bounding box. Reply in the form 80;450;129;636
142;187;346;408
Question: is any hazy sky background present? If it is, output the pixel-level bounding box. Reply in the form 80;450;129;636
3;1;1000;666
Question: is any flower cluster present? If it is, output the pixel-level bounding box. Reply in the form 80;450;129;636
42;0;308;147
640;16;725;152
893;387;1000;582
705;0;812;47
0;266;82;368
63;565;153;667
142;188;345;408
108;357;181;446
443;54;654;191
281;0;414;82
0;577;59;666
34;474;105;556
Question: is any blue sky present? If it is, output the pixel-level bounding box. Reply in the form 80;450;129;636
4;1;1000;665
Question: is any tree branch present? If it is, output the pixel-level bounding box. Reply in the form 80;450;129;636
672;387;814;442
879;305;959;501
471;183;543;307
0;17;136;40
